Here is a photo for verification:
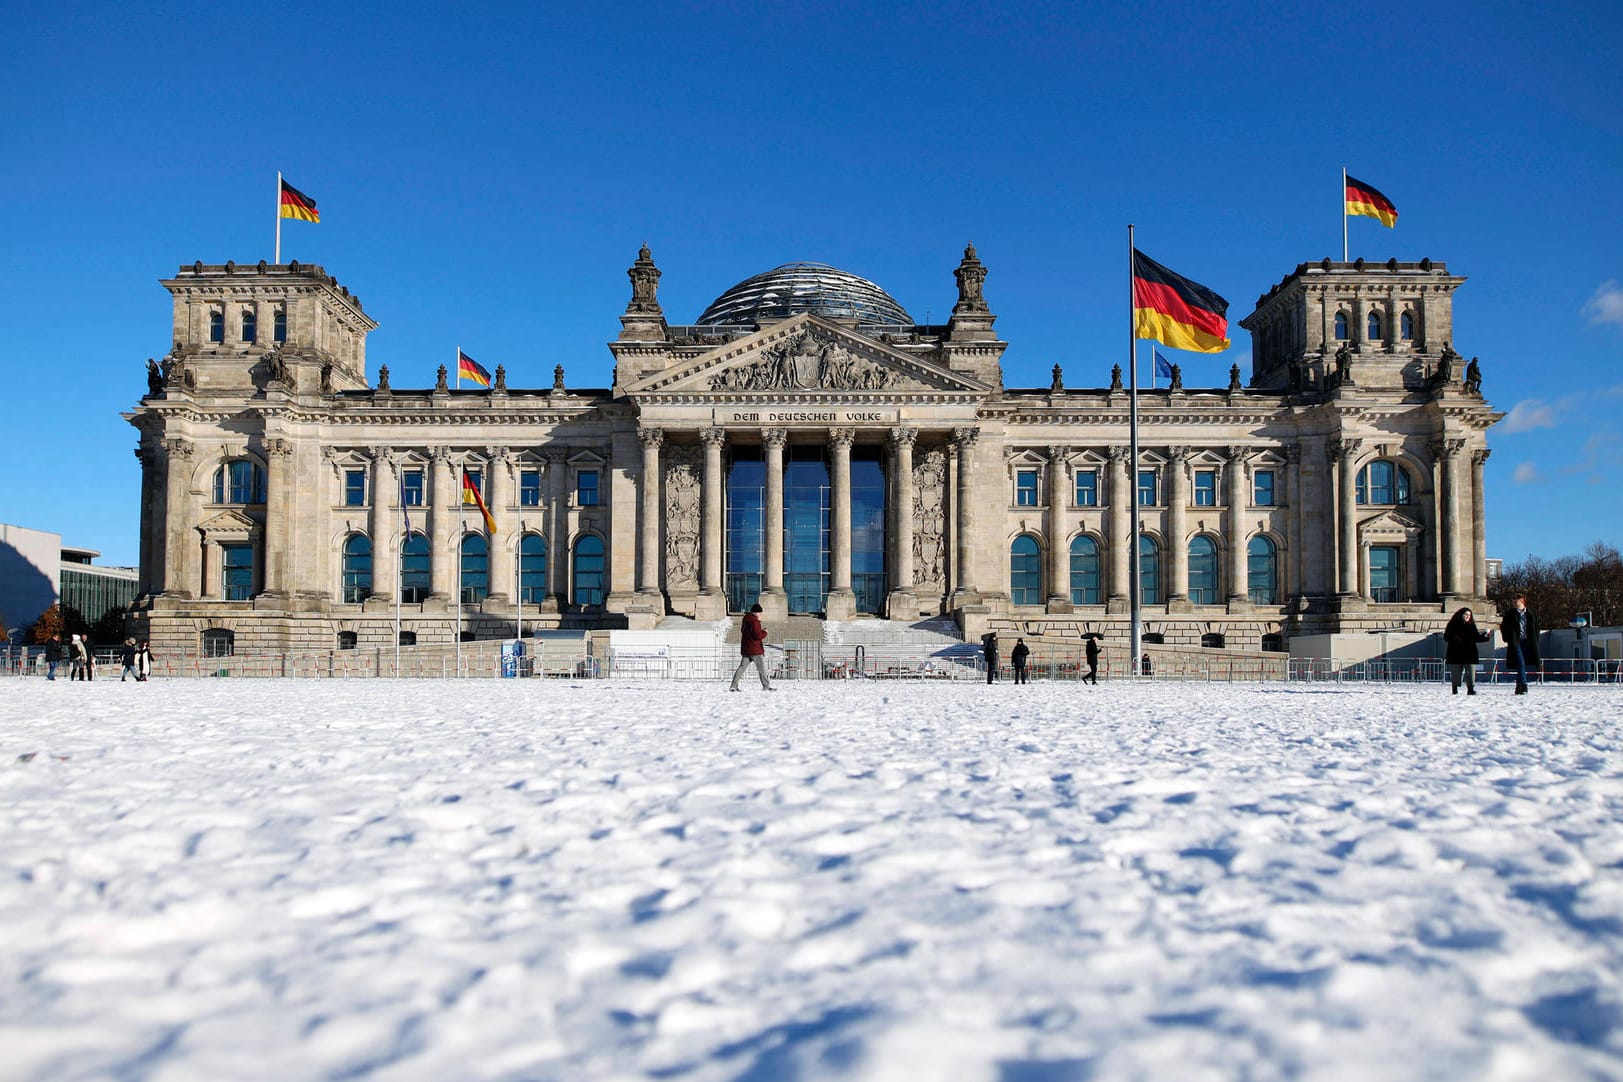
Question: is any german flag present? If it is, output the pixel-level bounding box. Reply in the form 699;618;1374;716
462;468;497;534
1346;174;1398;228
279;179;320;223
1132;249;1230;354
457;349;491;388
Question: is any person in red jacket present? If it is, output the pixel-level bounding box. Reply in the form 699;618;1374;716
729;603;775;692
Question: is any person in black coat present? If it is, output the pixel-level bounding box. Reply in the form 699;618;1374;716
1010;637;1030;684
1500;594;1540;695
1442;607;1490;695
120;638;138;682
44;634;63;681
1084;636;1100;685
981;632;999;683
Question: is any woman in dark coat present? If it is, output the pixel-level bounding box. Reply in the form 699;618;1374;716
728;603;774;692
1443;607;1490;695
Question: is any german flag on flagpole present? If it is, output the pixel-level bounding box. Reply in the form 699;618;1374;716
1132;249;1230;354
279;178;320;223
462;468;496;534
1345;174;1398;228
457;349;491;388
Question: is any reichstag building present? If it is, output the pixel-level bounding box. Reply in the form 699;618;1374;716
126;245;1500;655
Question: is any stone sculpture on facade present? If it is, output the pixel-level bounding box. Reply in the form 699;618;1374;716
1050;364;1064;393
1109;363;1123;391
434;364;448;391
1463;356;1482;395
708;329;900;391
145;358;163;396
1436;342;1459;387
663;445;702;589
1228;364;1242;393
1168;364;1183;391
952;243;989;314
553;364;566;392
493;364;507;392
1334;342;1354;386
376;364;390;393
912;448;947;591
626;244;662;314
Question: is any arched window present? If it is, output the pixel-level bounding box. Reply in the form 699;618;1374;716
460;533;489;604
399;533;429;603
341;534;372;603
1248;536;1280;604
1356;460;1411;505
213;460;264;504
201;628;234;657
1139;535;1161;606
519;534;547;603
1010;535;1042;605
1187;536;1219;604
1069;535;1101;605
1333;311;1349;340
241;307;257;343
336;631;358;650
1367;310;1383;339
273;305;288;343
1400;311;1415;341
209;309;224;343
572;534;605;607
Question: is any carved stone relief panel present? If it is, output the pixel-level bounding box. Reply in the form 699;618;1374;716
708;327;907;391
663;444;702;590
913;446;947;591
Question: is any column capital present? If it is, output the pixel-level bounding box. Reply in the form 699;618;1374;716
484;445;512;464
1471;447;1491;467
162;437;195;459
1106;445;1131;464
1328;437;1362;464
1280;444;1302;464
829;427;855;448
952;426;979;449
1047;444;1069;465
264;437;294;459
1166;445;1191;463
543;447;568;465
762;427;789;448
1225;444;1252;464
888;426;918;450
699;426;726;449
428;445;453;464
1429;437;1467;460
637;426;664;449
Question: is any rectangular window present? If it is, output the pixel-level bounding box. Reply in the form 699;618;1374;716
520;469;541;507
464;469;483;499
1253;469;1275;507
209;309;224;343
1074;469;1098;507
577;469;599;507
273;307;287;343
222;543;253;601
344;468;366;507
1369;545;1401;603
1194;469;1217;507
241;307;257;343
1015;469;1039;506
401;469;424;507
1138;469;1158;507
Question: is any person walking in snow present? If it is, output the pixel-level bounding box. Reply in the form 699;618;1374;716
729;603;774;692
120;638;138;682
44;633;63;680
136;640;154;682
981;631;999;683
1010;637;1030;684
1500;594;1540;695
68;634;86;681
1084;635;1100;685
1443;607;1490;695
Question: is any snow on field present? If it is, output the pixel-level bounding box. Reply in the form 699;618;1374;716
2;677;1620;1081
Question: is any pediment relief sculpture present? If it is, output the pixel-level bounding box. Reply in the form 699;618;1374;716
707;328;906;392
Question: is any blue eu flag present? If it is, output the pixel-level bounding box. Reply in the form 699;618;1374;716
1154;350;1174;381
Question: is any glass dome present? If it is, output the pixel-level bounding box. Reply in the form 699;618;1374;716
696;262;913;327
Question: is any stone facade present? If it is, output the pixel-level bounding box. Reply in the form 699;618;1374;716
125;248;1501;657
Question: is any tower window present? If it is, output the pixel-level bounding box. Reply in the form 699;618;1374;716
241;307;257;343
209;309;224;343
344;468;366;507
1400;311;1415;341
273;306;287;343
1074;469;1098;507
1015;469;1039;506
1356;460;1411;505
401;469;424;507
577;469;599;507
520;469;541;506
1193;469;1217;507
1368;311;1384;340
1252;469;1276;507
1334;311;1349;340
1137;469;1158;507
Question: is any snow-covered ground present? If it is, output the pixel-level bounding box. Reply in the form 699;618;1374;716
2;677;1620;1081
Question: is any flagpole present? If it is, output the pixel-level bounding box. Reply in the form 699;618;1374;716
455;345;461;390
1342;167;1349;263
1128;225;1143;679
456;470;464;678
275;170;283;265
395;473;404;679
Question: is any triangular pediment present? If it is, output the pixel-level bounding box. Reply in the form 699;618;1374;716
1359;509;1424;539
623;314;989;396
197;508;260;538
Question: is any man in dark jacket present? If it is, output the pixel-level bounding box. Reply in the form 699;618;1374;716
1010;637;1030;684
1500;594;1540;695
44;634;63;680
1443;607;1490;695
981;632;999;683
120;638;138;682
729;603;774;692
1084;636;1100;685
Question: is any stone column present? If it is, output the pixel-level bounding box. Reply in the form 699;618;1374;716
887;427;917;617
1332;438;1362;597
1471;448;1490;597
135;444;160;595
1225;446;1250;604
951;427;980;603
763;428;787;598
544;449;567;610
369;448;395;601
698;427;726;614
485;448;512;605
1046;445;1070;609
1166;447;1189;602
825;427;857;619
637;427;663;600
262;437;294;597
1107;446;1131;607
428;446;454;601
1434;437;1465;600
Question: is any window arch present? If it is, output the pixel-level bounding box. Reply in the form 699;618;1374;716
1333;311;1349;340
1069;535;1101;605
1248;535;1280;604
1400;311;1415;341
1356;460;1411;505
201;628;234;658
519;534;547;603
1139;535;1161;606
399;533;429;603
241;307;257;343
1367;310;1384;340
213;459;264;504
273;305;287;343
1187;536;1219;604
208;309;224;343
572;534;605;607
1010;534;1042;605
341;533;372;603
460;533;489;604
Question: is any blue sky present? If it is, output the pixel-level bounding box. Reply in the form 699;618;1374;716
3;0;1619;568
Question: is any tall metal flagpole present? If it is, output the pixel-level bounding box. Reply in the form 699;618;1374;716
395;473;404;678
456;470;464;677
1342;167;1349;263
455;344;461;390
275;171;283;265
1128;225;1143;678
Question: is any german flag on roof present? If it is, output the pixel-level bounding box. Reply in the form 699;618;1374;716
279;179;319;223
1132;249;1230;354
1346;174;1398;228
